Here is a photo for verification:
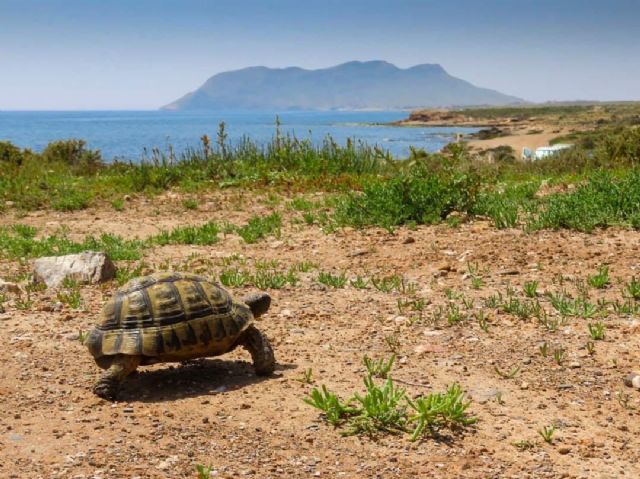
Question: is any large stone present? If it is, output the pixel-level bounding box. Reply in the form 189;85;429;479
33;251;116;288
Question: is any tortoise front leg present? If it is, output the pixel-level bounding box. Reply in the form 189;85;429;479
236;325;275;375
94;355;141;400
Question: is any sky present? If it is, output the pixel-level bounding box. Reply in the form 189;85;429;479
1;0;639;110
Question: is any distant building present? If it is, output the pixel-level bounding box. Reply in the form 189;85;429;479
522;144;573;161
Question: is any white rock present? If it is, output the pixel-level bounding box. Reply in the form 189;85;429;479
33;251;116;288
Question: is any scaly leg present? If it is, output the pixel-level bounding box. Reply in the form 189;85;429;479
236;325;275;375
94;355;141;400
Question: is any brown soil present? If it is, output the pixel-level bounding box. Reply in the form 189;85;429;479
1;192;640;478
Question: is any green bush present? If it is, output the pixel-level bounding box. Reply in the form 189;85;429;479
335;162;479;231
0;141;25;166
41;139;103;172
529;171;640;232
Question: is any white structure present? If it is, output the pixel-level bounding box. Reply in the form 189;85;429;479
522;144;573;161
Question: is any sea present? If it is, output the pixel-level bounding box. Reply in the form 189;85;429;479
0;110;478;162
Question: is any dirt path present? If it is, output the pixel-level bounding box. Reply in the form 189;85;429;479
1;192;639;478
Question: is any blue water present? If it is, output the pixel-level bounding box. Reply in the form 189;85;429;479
0;110;477;161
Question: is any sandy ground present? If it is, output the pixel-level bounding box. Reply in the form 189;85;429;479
467;130;566;156
1;191;640;479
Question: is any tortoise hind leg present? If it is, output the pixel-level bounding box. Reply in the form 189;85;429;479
236;325;275;375
94;354;141;400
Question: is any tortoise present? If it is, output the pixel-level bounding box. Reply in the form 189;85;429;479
85;272;275;400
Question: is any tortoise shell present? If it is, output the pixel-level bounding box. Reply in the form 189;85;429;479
85;272;254;366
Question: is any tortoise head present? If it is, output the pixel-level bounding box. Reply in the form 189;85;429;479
242;292;271;318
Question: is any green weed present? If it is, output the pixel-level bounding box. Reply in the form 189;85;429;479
538;425;556;444
363;355;396;379
494;365;520;379
371;275;402;293
587;321;605;340
553;348;565;365
152;222;220;246
195;464;215;479
235;213;281;244
350;276;369;289
182;198;198;210
408;383;477;441
111;198;125;211
219;268;251;288
304;385;359;427
624;277;640;300
588;265;610;288
115;262;147;286
523;281;539;298
317;271;347;288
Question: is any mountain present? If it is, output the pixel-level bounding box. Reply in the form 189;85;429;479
162;61;522;111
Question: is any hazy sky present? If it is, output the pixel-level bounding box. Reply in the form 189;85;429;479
1;0;639;109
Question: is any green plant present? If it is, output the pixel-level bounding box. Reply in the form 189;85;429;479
617;389;633;410
219;268;251;288
363;355;396;379
444;287;461;300
15;295;33;310
446;303;463;325
539;341;549;357
253;269;296;289
475;311;490;332
195;463;215;479
501;297;540;320
334;162;479;231
407;383;477;441
52;189;91;211
293;261;318;273
612;298;640;315
585;341;596;355
182;198;198;210
384;334;401;354
523;281;539;298
588;321;605;340
304;385;358;427
588;265;610;289
296;368;314;384
152;222;220;246
347;375;408;436
235;213;281;244
115;262;147;286
484;292;502;308
317;271;347;288
624;277;640;300
371;275;401;293
111;198;125;211
538;425;556;444
553;348;565;365
78;330;88;344
537;311;564;332
513;440;536;451
57;288;82;310
471;277;483;289
350;276;369;289
494;365;520;379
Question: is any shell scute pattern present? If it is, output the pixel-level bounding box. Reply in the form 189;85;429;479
86;273;253;363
